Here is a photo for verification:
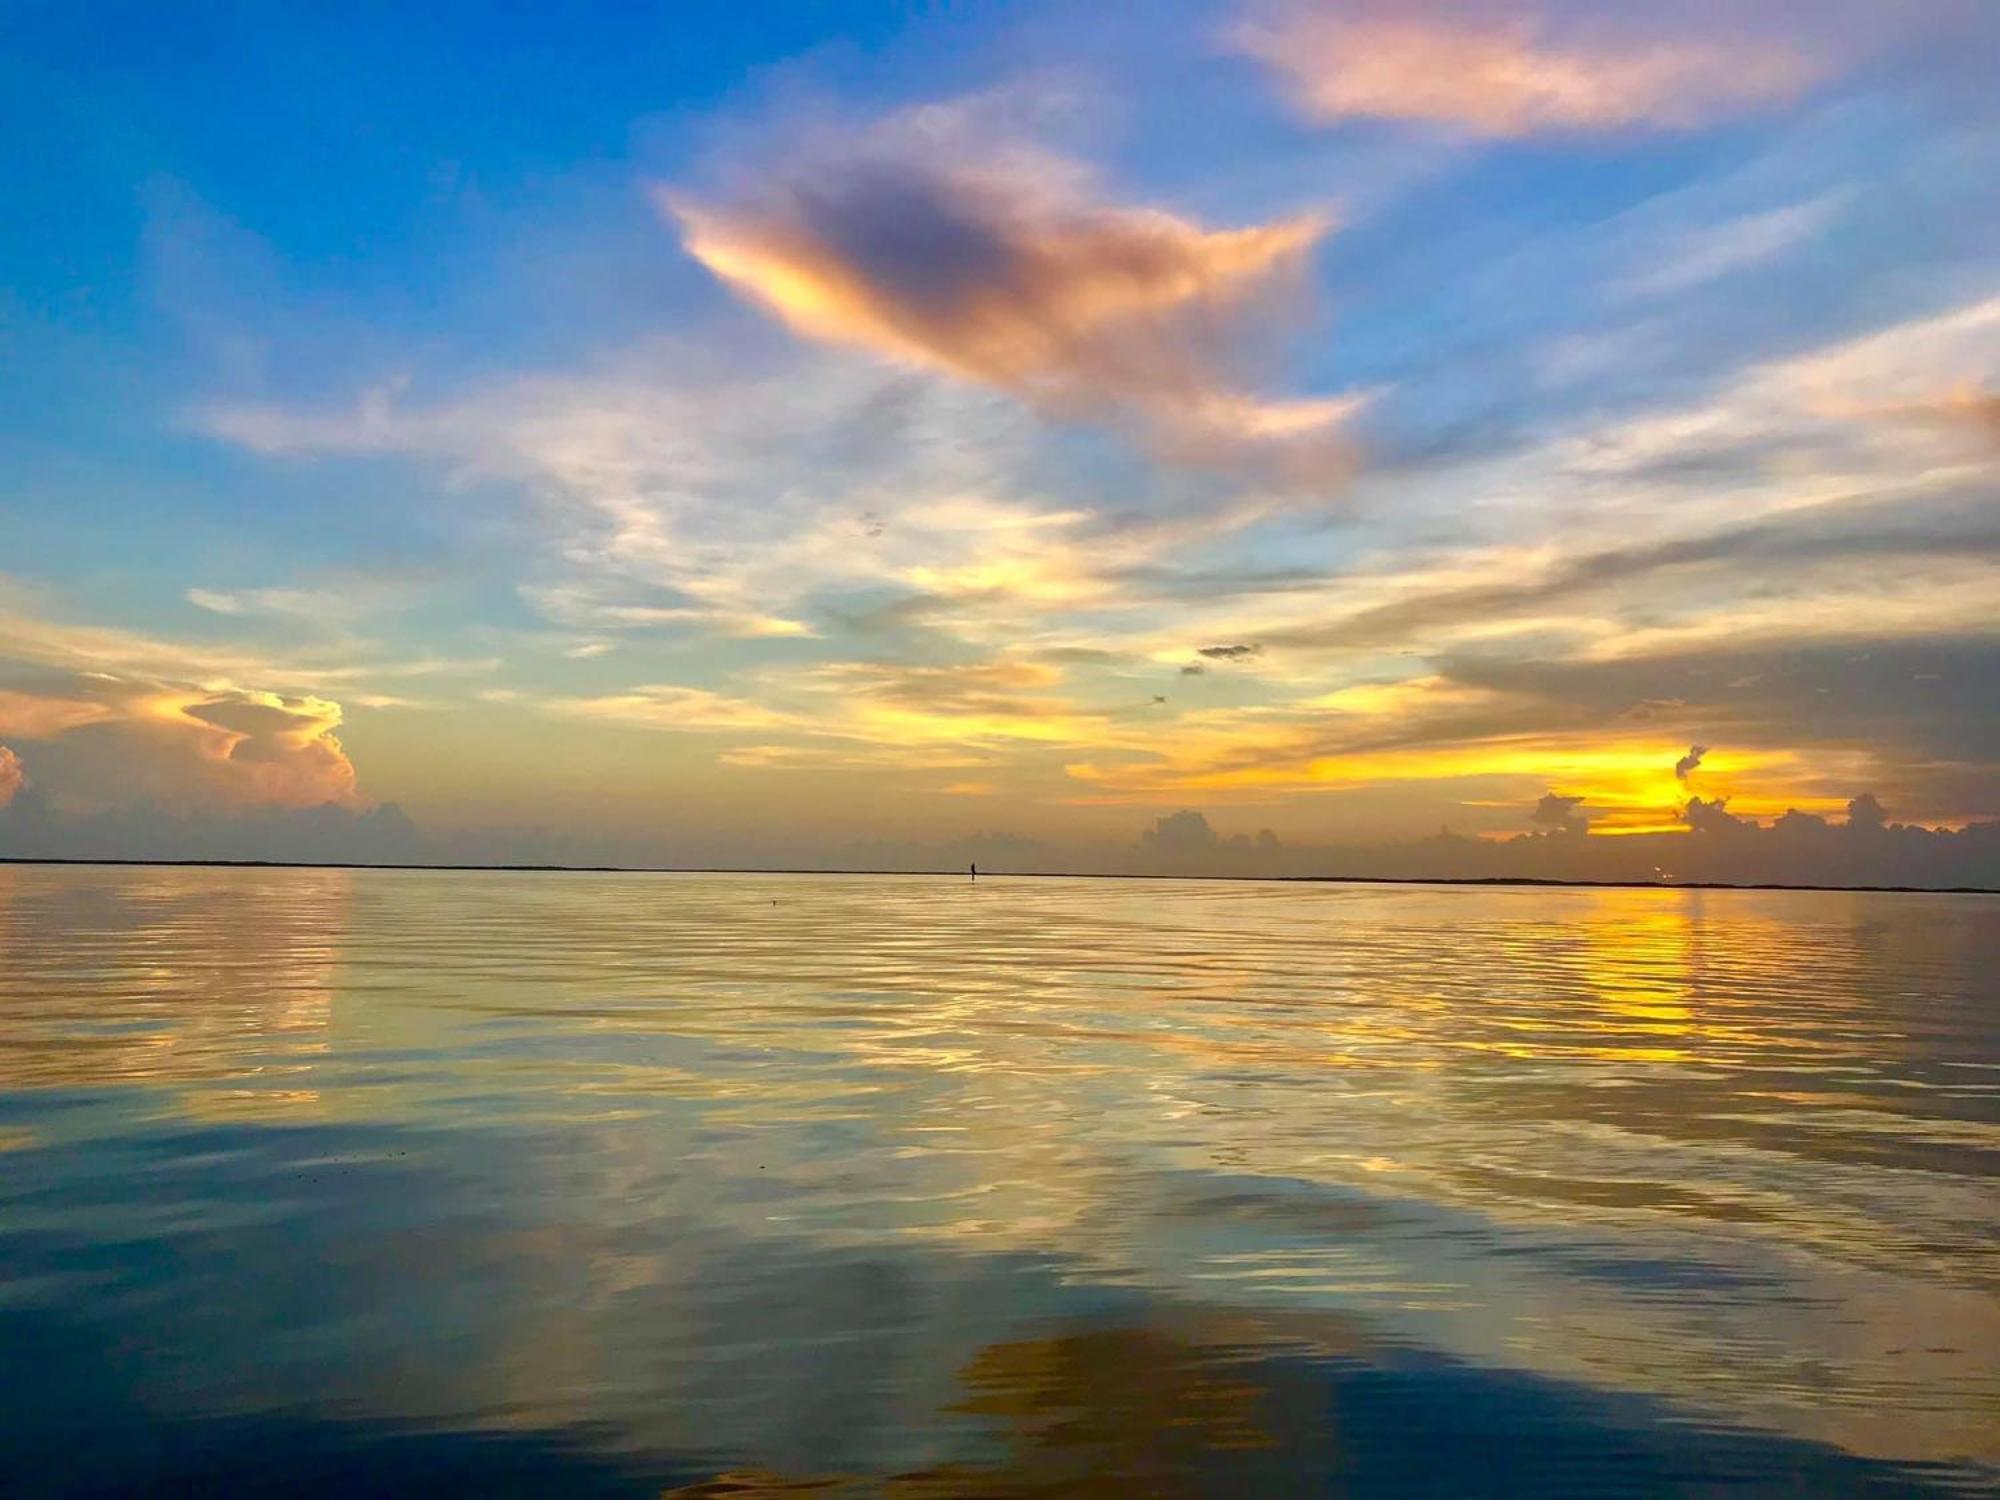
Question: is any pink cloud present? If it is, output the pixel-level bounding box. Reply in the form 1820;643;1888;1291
1232;2;1824;135
664;112;1357;482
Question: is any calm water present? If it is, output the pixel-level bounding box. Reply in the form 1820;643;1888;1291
0;866;1994;1497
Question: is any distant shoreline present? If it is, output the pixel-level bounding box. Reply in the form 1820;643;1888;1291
0;856;1991;895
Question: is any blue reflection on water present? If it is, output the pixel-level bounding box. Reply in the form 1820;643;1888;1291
0;866;1994;1496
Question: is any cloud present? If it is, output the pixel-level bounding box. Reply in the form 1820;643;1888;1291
182;582;408;630
1674;745;1709;781
1231;2;1823;136
0;744;21;807
1620;195;1846;298
185;588;247;616
1253;484;2000;661
1140;808;1221;856
663;106;1356;480
1528;790;1587;834
0;794;424;864
1437;635;1998;808
1681;795;1746;834
550;683;803;735
200;347;1122;650
1197;643;1263;661
798;658;1111;747
1;578;496;697
0;670;360;813
1824;383;2000;449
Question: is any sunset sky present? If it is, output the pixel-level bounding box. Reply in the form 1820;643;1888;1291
3;0;1996;872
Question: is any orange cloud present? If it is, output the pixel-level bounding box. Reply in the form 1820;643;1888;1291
0;744;21;807
1233;3;1821;135
0;675;359;811
665;119;1355;480
177;692;358;806
0;687;112;739
1817;381;2000;448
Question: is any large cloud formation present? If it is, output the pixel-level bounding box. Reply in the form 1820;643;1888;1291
665;111;1354;481
0;671;359;813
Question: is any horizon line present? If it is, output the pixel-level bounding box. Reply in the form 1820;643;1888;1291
1;856;1991;897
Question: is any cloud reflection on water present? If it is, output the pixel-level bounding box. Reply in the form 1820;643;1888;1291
0;866;1993;1488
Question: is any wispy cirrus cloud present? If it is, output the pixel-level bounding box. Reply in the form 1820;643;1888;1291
201;348;1087;644
1230;1;1825;136
548;682;804;735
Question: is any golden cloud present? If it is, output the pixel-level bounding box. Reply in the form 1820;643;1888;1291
0;674;359;811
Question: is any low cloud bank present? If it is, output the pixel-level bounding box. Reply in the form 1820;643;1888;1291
2;779;1992;889
913;799;2000;888
0;785;424;865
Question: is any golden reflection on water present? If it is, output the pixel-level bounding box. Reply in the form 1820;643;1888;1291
0;865;1994;1482
0;866;350;1120
664;1327;1287;1499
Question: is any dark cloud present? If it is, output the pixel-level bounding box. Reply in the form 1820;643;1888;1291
1438;636;2000;796
1681;795;1746;834
1135;810;1283;870
1140;809;1221;856
1674;745;1710;781
1264;489;2000;656
1529;792;1589;835
0;788;424;865
1197;643;1264;661
1101;793;1999;887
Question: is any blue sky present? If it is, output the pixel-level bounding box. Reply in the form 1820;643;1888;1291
2;0;1996;874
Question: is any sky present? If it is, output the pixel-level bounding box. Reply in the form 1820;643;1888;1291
2;0;1996;882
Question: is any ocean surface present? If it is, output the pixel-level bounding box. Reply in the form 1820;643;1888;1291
0;865;1994;1497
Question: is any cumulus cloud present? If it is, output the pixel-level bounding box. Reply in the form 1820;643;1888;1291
1232;1;1824;136
664;107;1356;481
1108;792;1998;888
1674;744;1709;781
1528;790;1587;834
1680;795;1744;834
1140;809;1222;856
0;672;360;812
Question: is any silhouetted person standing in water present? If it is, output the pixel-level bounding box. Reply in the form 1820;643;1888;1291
970;863;977;881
